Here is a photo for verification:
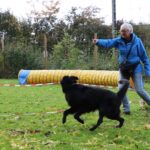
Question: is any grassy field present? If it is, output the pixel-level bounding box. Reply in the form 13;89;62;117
0;79;150;150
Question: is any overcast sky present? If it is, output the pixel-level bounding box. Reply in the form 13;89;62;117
0;0;150;24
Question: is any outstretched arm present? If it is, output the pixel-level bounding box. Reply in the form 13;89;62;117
93;38;118;49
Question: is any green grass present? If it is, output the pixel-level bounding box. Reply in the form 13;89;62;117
0;79;150;150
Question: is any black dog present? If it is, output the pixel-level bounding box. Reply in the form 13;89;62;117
61;76;129;131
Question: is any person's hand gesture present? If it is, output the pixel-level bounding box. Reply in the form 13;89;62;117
92;38;98;44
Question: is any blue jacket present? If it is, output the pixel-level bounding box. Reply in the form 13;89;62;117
96;33;150;76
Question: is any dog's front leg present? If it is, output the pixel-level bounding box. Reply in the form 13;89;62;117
62;108;75;124
74;112;84;124
89;112;104;131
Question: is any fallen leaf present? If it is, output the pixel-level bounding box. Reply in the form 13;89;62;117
144;124;150;130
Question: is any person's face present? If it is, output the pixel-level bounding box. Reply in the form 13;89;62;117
120;28;131;39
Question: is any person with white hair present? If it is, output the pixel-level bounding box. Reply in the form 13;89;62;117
93;22;150;115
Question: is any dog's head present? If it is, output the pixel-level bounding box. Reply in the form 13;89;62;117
60;76;79;93
61;76;79;85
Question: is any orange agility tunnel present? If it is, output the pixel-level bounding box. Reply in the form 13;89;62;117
18;69;134;87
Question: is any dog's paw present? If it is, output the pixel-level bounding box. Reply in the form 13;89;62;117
62;118;66;124
77;119;84;124
80;120;84;124
62;121;66;124
115;125;121;128
89;128;94;131
89;126;97;131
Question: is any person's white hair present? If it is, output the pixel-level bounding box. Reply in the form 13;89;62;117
120;23;133;33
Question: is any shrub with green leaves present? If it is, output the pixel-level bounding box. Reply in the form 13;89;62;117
3;42;43;77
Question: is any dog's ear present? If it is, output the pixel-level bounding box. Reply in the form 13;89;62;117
61;76;69;83
62;76;71;81
70;76;79;83
63;76;69;79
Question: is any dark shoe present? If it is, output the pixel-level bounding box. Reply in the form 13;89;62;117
124;111;131;115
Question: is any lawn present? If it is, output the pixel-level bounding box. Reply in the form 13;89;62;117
0;79;150;150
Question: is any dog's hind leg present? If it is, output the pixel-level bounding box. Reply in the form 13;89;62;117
89;112;104;131
115;117;124;128
108;115;125;128
74;112;84;124
62;108;75;124
107;114;125;128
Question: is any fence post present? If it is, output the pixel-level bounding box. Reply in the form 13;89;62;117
93;33;98;69
43;33;48;69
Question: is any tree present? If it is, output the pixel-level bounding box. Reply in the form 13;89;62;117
19;19;32;41
65;6;111;54
0;10;21;39
28;0;60;68
50;33;85;69
29;0;60;51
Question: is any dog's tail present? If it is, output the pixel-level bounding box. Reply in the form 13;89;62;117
117;79;130;100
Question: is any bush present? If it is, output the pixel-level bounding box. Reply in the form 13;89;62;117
2;42;43;78
49;33;88;69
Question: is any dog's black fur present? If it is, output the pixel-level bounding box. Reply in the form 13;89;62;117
61;76;129;131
